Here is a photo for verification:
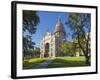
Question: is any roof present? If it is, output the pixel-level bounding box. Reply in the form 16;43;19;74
54;17;65;33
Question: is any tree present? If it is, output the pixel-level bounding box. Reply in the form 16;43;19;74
60;42;76;56
23;10;40;34
60;42;68;54
23;35;35;50
67;13;91;64
23;10;40;51
23;10;40;59
32;48;40;58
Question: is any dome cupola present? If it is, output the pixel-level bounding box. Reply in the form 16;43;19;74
54;17;66;39
54;17;65;33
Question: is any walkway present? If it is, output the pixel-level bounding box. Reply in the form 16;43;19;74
35;58;54;69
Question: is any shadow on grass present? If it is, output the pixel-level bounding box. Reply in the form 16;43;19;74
23;58;47;70
23;57;91;69
48;57;90;68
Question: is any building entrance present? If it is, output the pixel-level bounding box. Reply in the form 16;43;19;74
44;43;49;57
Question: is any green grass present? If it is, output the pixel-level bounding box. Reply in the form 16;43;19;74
23;56;90;69
47;56;90;68
23;58;47;69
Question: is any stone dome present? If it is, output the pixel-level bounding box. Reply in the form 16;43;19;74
54;17;65;33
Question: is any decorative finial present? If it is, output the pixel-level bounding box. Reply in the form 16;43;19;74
58;16;61;23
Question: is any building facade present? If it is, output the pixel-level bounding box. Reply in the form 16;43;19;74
40;17;66;58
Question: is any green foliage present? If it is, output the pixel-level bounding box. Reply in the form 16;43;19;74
32;48;40;58
23;10;40;52
67;13;91;64
23;35;35;50
68;13;90;39
60;42;67;53
23;48;40;58
60;41;77;54
23;50;33;55
23;10;40;34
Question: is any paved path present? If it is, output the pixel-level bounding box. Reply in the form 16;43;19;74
35;58;54;69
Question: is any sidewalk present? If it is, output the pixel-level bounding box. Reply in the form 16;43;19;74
35;58;53;69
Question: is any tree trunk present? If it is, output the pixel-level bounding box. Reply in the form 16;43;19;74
85;55;90;65
85;34;90;65
77;33;90;65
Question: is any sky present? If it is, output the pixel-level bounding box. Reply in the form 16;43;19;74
32;11;72;48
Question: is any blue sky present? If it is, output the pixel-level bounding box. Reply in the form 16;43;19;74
32;11;72;47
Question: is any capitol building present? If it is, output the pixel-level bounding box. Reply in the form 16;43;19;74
40;17;66;58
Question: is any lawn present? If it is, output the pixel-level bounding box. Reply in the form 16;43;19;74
47;56;90;68
23;56;90;69
23;58;47;69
